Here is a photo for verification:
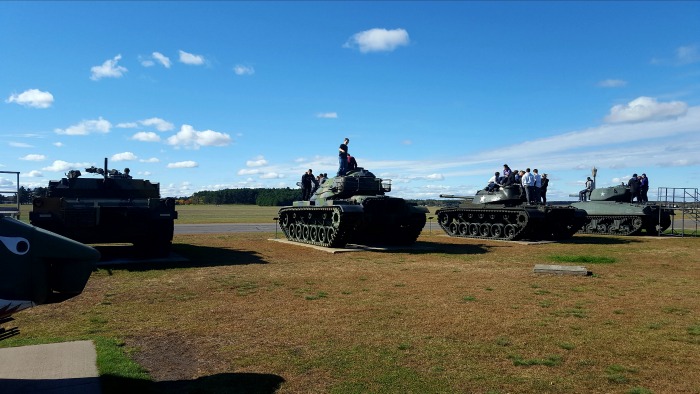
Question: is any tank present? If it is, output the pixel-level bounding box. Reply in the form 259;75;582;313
277;168;428;248
1;216;100;319
29;158;178;257
571;185;673;235
436;185;586;241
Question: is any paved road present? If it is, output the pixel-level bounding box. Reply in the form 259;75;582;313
175;223;279;234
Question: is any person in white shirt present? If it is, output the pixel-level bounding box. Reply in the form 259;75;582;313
521;168;535;204
533;169;542;204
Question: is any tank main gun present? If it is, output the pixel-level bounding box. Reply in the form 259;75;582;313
439;194;474;202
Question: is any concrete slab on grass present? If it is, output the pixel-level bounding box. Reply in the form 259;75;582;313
534;264;590;276
268;238;433;254
0;340;100;394
436;234;556;245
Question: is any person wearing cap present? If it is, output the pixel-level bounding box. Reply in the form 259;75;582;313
540;173;549;204
639;173;649;203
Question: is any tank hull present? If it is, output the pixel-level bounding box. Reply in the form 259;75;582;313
436;204;586;241
571;201;673;236
278;197;427;248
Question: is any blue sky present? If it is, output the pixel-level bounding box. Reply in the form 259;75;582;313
1;1;699;201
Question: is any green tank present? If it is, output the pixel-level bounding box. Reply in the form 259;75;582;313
1;216;100;319
29;158;178;257
571;185;673;235
436;185;586;241
277;168;428;248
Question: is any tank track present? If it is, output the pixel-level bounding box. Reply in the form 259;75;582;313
278;206;360;248
578;215;645;236
436;208;529;241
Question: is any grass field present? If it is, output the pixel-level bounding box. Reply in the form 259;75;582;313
3;223;699;393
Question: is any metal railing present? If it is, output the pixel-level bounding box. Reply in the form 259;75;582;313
0;171;20;219
657;187;699;237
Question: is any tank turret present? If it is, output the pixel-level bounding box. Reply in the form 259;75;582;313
278;168;428;248
30;158;178;257
572;185;673;235
436;185;586;241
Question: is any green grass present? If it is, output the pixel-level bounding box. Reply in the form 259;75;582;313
548;254;617;264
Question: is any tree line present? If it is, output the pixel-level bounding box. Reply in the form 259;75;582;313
191;188;301;206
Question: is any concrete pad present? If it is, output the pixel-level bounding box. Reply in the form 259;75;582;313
0;340;100;394
436;234;556;245
268;238;433;254
534;264;590;276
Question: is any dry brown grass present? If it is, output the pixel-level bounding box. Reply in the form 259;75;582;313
7;232;700;393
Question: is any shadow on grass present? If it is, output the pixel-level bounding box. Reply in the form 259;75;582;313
95;243;269;271
560;236;642;245
100;372;285;394
377;241;489;255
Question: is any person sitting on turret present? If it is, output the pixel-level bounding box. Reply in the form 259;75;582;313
485;171;500;192
579;176;593;201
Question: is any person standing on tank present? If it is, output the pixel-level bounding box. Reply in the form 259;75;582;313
533;169;542;204
639;173;649;203
540;173;549;204
521;168;535;204
337;138;349;176
628;173;641;202
301;169;318;200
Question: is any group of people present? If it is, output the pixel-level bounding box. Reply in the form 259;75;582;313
300;170;329;200
485;164;550;204
628;173;650;203
579;173;650;203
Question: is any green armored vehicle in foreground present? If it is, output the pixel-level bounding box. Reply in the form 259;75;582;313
30;158;178;257
572;185;673;235
278;168;428;248
1;216;99;320
437;185;586;241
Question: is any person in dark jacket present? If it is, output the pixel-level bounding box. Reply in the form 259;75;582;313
301;169;318;200
540;173;549;204
639;173;649;203
628;173;641;202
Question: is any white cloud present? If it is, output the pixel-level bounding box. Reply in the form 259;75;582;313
246;156;268;167
9;142;33;148
344;28;410;53
55;117;111;135
166;124;232;149
167;161;198;168
111;152;138;161
53;142;64;148
20;154;46;161
316;112;338;119
597;79;627;88
605;96;688;123
402;140;412;145
132;131;161;142
140;117;174;131
27;170;43;177
42;160;91;172
237;168;260;175
116;122;138;128
6;89;54;108
233;65;254;75
140;157;160;163
425;173;444;180
260;172;283;179
179;50;205;65
152;52;171;68
90;54;128;81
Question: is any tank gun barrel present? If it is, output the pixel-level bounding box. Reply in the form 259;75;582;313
439;194;474;202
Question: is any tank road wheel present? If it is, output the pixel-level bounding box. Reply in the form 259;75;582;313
326;228;337;245
295;223;303;240
281;213;289;227
310;226;319;242
596;224;608;234
479;223;490;237
449;222;459;235
491;224;504;238
288;223;296;238
504;224;517;239
469;223;480;236
302;225;311;241
332;210;341;226
439;213;450;226
458;222;469;236
318;226;328;244
517;213;528;225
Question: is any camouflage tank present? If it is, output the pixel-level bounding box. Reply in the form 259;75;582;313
277;168;428;248
1;216;99;319
436;185;586;241
30;158;178;257
571;185;673;235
